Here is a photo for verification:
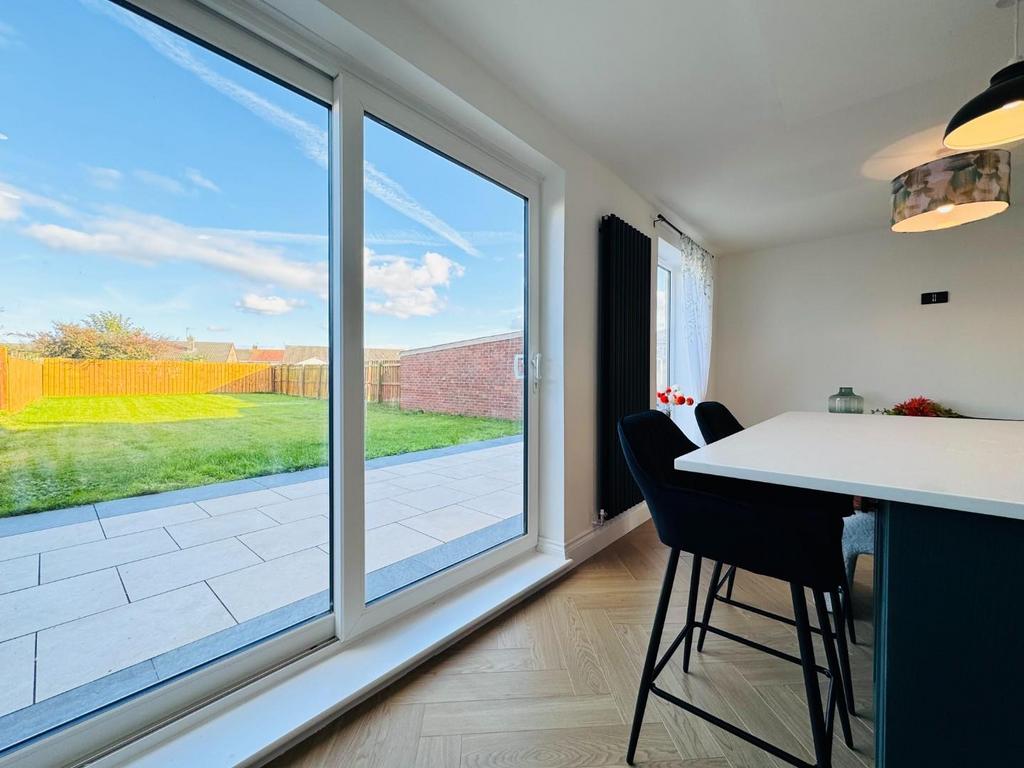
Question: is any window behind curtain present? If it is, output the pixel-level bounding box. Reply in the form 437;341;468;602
656;265;672;391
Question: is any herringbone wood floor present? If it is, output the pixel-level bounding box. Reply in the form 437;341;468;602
270;521;875;768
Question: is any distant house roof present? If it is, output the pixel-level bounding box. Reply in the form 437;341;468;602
250;348;285;363
283;345;328;365
235;348;252;362
161;340;237;363
365;347;401;361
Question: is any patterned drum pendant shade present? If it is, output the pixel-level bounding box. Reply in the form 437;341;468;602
890;150;1011;233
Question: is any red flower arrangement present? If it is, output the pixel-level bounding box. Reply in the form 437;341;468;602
656;386;694;408
873;396;963;418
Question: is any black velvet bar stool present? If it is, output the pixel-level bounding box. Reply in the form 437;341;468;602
618;410;853;768
694;401;857;715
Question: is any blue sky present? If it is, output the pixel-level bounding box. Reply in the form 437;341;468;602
0;0;525;351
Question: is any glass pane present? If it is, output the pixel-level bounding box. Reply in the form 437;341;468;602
0;1;330;751
363;115;526;602
656;266;671;392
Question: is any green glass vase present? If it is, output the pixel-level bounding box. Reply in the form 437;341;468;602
828;387;864;414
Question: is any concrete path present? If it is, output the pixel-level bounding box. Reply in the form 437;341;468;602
0;437;523;751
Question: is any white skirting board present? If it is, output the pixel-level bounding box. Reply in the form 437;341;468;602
539;501;651;563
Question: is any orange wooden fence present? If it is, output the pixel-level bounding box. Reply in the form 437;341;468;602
41;358;274;397
364;360;400;404
272;364;329;400
0;348;43;414
0;347;399;414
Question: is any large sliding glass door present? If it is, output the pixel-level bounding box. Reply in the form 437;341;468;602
0;1;540;762
361;115;529;602
0;0;333;756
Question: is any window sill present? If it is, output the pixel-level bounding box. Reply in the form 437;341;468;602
96;551;571;768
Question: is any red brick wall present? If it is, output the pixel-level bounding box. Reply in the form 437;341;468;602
400;332;523;421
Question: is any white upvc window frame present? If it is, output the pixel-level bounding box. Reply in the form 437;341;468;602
335;73;541;641
1;2;543;765
657;237;685;389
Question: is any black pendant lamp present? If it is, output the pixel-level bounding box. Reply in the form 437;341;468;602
945;0;1024;150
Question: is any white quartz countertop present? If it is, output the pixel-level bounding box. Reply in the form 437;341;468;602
674;411;1024;521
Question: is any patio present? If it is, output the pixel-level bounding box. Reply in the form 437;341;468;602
0;437;523;750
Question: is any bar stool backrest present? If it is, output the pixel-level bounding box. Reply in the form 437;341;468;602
694;401;744;444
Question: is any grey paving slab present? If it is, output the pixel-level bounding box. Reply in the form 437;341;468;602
0;659;159;754
0;521;104;563
365;524;441;572
365;497;422;530
0;569;126;642
429;461;493;480
441;474;517;496
94;478;266;518
460;489;524;519
365;515;523;602
0;555;38;595
251;467;328;489
273;478;329;500
35;583;235;701
196;489;288;517
208;548;328;623
165;509;276;549
99;502;208;538
388;472;450;491
484;467;525;484
0;635;35;718
364;468;400;485
0;505;97;539
238;516;328;561
118;539;262;602
151;591;329;681
40;529;179;583
364;481;408;503
390;485;473;513
258;494;328;524
401;505;502;542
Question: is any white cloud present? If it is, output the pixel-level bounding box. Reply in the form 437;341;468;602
0;182;74;221
134;169;185;195
363;162;481;258
201;227;326;245
185;168;220;193
206;324;230;332
20;211;328;297
236;294;305;315
364;248;464;319
85;0;328;168
0;20;19;48
365;229;444;248
84;1;481;262
85;166;123;190
0;191;21;222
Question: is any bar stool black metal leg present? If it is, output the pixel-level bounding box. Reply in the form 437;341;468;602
725;565;737;599
792;584;831;768
697;560;723;652
830;589;856;715
813;591;853;749
626;548;679;765
682;554;703;673
840;572;857;645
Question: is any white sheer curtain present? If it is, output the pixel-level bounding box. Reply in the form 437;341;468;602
678;234;714;406
658;231;714;444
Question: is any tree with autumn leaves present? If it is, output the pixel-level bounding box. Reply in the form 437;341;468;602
30;312;171;360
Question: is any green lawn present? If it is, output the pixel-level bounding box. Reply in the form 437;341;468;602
0;394;521;517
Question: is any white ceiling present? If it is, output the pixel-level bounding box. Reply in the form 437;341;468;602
401;0;1016;254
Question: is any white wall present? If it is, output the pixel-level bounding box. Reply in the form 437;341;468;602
270;0;699;548
711;207;1024;425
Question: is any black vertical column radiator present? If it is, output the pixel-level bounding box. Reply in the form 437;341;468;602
597;214;651;522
